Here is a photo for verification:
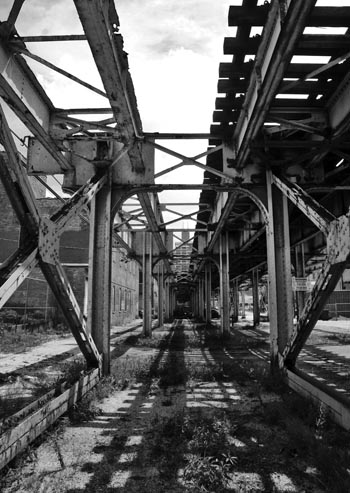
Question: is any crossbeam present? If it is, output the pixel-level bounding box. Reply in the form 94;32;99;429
271;174;335;235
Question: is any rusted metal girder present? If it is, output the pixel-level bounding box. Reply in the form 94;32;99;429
137;192;172;273
271;174;335;235
275;176;350;367
232;0;317;170
0;247;38;309
150;141;227;180
73;0;144;177
0;96;101;367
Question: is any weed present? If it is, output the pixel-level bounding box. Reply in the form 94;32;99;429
315;403;328;440
312;443;350;493
284;416;316;455
183;453;236;492
262;402;284;426
62;358;86;385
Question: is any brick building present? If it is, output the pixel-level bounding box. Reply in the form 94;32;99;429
0;179;140;326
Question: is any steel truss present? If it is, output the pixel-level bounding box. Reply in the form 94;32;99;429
1;0;350;438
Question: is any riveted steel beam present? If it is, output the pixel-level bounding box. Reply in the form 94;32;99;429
40;257;101;367
73;0;142;145
271;174;335;235
150;141;229;181
281;206;350;367
0;247;38;309
137;192;172;273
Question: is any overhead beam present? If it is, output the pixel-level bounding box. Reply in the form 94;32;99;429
150;141;229;181
17;48;108;99
74;0;142;144
144;133;215;140
0;72;71;170
19;35;87;42
232;0;317;169
154;144;224;179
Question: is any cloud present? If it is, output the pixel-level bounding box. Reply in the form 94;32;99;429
117;0;231;58
0;0;232;201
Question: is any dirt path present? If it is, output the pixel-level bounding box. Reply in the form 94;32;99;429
2;320;348;492
0;320;143;374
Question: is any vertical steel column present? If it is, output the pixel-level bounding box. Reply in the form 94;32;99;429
87;177;112;375
164;278;170;320
171;287;176;318
158;262;164;327
205;263;212;324
266;170;294;368
219;232;230;336
192;283;198;318
83;267;89;320
198;276;205;320
232;279;239;323
142;231;153;337
252;269;260;326
295;244;306;319
241;290;246;319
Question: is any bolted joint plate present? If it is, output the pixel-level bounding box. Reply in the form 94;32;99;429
39;217;60;264
327;214;350;263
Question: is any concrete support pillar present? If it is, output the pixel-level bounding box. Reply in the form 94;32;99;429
266;170;294;368
219;232;230;336
252;269;260;326
87;177;112;375
142;231;153;337
158;263;164;327
205;263;212;324
295;244;306;319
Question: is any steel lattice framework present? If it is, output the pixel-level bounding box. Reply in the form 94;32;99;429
1;0;350;444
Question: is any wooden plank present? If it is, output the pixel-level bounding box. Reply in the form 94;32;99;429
215;95;323;111
228;5;269;26
219;61;348;80
0;369;99;470
296;35;350;57
228;6;350;28
286;369;350;431
224;37;259;56
218;78;334;95
224;34;349;57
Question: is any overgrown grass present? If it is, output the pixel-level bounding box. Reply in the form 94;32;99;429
68;354;155;423
0;326;69;354
147;410;238;492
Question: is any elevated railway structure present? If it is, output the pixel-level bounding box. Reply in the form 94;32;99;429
1;0;350;465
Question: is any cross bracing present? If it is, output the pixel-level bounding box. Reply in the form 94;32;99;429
0;0;350;459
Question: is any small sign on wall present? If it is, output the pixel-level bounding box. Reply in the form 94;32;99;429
292;277;312;292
